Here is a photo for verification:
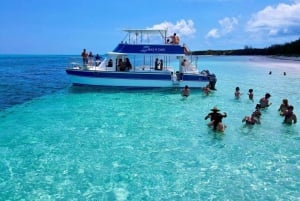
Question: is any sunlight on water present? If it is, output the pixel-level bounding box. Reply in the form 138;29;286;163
0;56;300;200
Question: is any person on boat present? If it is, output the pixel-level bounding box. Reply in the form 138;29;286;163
88;51;93;66
81;49;88;66
170;33;180;44
283;105;297;124
95;54;101;66
181;85;190;97
278;98;289;116
180;59;187;72
248;89;254;101
107;59;113;67
125;58;132;71
259;93;272;108
205;107;227;128
234;87;242;99
118;58;125;71
159;59;163;70
155;58;159;70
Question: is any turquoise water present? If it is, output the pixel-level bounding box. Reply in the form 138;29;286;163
0;56;300;200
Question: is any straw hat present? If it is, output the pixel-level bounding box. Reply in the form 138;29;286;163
210;106;220;111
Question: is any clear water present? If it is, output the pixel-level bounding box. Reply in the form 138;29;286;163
0;55;299;200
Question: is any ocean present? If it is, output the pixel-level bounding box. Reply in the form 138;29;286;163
0;55;299;200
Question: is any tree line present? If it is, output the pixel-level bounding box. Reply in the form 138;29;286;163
192;38;300;56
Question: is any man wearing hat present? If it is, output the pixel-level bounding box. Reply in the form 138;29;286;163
205;107;227;129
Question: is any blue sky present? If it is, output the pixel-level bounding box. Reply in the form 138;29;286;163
0;0;299;54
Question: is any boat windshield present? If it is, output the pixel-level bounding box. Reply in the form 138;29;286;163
122;29;168;45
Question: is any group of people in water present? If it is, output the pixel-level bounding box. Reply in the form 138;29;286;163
181;85;297;133
236;88;297;126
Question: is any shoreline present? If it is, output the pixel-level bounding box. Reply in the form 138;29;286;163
268;55;300;61
246;56;300;74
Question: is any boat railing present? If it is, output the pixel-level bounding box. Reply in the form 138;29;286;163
134;66;174;72
70;62;81;70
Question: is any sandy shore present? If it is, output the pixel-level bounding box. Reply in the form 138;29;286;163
248;56;300;72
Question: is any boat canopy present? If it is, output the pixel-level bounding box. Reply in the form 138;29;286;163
121;29;168;45
123;29;167;38
110;29;186;56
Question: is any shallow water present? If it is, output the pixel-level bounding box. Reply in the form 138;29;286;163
0;55;299;200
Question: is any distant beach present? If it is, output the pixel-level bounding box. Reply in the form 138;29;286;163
247;56;300;72
269;55;300;61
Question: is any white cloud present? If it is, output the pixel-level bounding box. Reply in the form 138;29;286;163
219;17;238;34
246;1;300;36
206;17;238;38
148;19;196;37
206;29;220;38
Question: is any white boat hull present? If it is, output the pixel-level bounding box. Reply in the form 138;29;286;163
66;70;209;88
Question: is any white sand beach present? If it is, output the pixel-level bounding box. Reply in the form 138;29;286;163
248;56;300;73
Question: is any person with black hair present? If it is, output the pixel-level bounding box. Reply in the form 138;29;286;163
283;105;297;124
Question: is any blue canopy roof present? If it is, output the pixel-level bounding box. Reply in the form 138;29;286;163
112;43;185;55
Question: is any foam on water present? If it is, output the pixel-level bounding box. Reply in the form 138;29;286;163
0;56;300;200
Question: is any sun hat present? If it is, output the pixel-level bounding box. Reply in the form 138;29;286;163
210;107;220;111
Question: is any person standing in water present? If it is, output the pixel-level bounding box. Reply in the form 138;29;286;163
181;85;190;97
205;107;227;131
278;99;289;116
248;89;254;101
283;105;297;124
259;93;272;108
234;87;242;99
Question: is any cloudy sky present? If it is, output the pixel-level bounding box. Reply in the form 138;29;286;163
0;0;299;54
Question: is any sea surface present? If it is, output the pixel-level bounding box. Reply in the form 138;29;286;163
0;55;299;200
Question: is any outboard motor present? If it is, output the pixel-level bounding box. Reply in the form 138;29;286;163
208;73;217;90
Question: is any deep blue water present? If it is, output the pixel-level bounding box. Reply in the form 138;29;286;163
0;55;80;110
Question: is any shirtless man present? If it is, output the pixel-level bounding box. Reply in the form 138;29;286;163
181;85;190;97
283;105;297;124
259;93;272;108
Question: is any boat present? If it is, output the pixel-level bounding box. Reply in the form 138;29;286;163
66;29;217;89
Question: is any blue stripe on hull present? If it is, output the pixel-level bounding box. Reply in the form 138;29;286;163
66;69;209;82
